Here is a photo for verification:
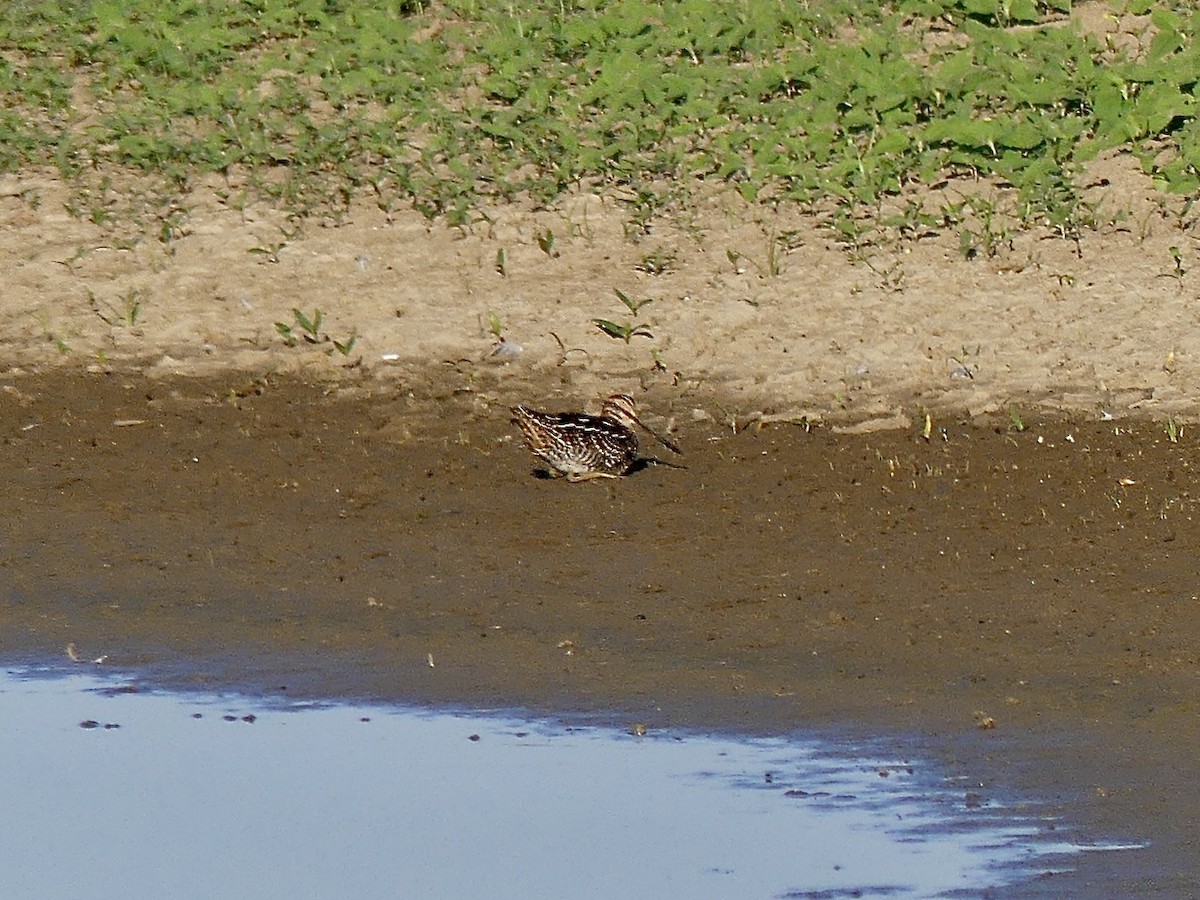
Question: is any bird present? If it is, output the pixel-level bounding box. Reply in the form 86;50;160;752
511;393;682;482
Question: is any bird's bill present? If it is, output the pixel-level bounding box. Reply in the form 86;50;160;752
634;418;683;455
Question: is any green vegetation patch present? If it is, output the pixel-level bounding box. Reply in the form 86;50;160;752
2;0;1199;237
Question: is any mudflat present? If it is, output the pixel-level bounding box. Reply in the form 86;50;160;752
2;369;1198;895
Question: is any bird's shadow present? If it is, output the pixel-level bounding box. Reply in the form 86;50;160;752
529;456;686;480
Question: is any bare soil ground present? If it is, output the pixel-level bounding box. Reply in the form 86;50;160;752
3;158;1200;894
5;152;1200;424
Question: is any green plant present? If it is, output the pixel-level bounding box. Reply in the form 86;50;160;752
764;228;782;278
1166;416;1182;443
485;311;504;339
536;229;557;258
592;288;654;343
635;247;677;275
624;186;671;238
958;198;1012;260
829;209;878;262
886;199;954;241
1169;245;1186;280
612;287;652;315
4;0;1200;252
726;228;795;277
276;308;322;347
88;288;144;327
950;344;981;379
274;308;357;356
593;319;654;343
33;310;71;354
248;226;301;264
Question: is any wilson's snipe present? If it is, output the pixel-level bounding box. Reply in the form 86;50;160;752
511;393;682;482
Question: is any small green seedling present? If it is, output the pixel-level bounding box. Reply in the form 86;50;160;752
1166;417;1182;443
88;288;144;327
249;237;288;264
495;248;507;276
276;307;322;346
593;287;655;342
764;228;781;277
331;335;357;356
613;287;653;315
593;319;654;343
486;312;504;338
635;247;677;275
950;345;980;379
275;308;357;356
536;229;557;257
1169;246;1185;280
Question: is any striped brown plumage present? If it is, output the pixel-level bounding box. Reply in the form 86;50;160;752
511;394;678;482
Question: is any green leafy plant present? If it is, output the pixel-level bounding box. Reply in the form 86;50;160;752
4;0;1200;253
635;247;677;275
958;198;1012;260
275;308;357;356
624;186;671;238
276;308;322;347
592;288;654;343
593;319;654;343
612;287;653;315
829;209;878;262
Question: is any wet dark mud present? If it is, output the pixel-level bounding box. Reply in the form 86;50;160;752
3;369;1199;895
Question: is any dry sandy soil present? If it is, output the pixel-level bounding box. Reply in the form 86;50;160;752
4;156;1200;895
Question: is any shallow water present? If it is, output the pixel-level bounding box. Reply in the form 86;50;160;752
1;666;1129;900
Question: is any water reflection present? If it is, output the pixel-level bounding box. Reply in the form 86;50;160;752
0;666;1123;899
